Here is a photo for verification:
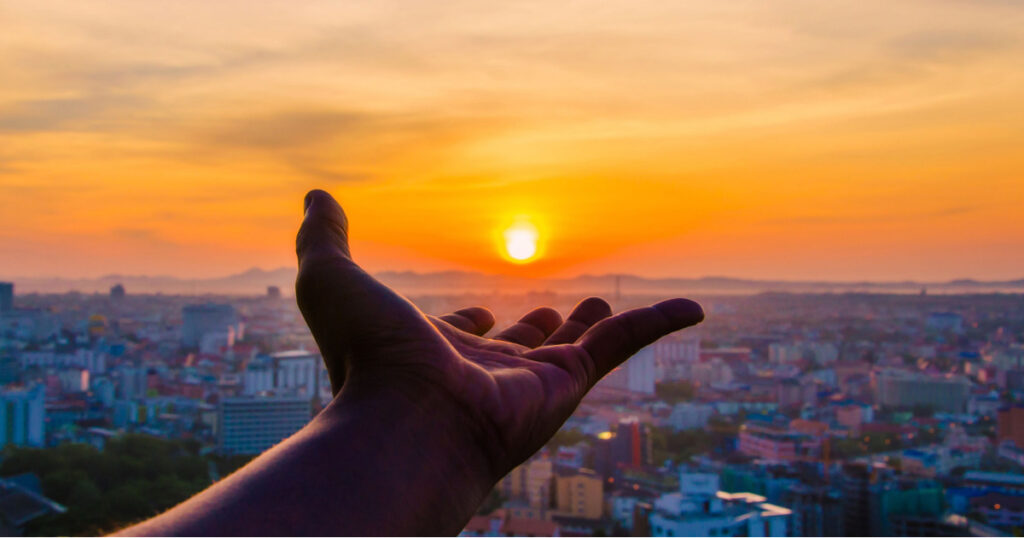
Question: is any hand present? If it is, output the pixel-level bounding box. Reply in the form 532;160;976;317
296;189;704;482
115;189;704;537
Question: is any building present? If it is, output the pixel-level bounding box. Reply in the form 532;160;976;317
181;303;238;348
57;368;89;393
0;282;11;312
651;334;700;382
998;406;1024;449
835;402;874;430
498;458;554;511
460;509;560;537
600;346;655;394
840;463;948;536
218;396;312;454
597;417;652;471
0;309;57;341
691;358;735;386
553;468;604;519
786;483;844;537
875;369;969;413
267;286;282;299
115;365;150;400
738;422;821;462
968;492;1024;529
649;471;791;537
242;351;324;398
926;312;965;334
110;283;126;300
0;385;45;448
770;342;839;365
668;402;716;431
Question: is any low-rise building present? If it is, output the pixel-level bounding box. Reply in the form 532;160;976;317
649;471;791;537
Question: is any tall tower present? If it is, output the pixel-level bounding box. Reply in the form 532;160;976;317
0;282;12;312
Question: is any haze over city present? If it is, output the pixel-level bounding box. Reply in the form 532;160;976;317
3;0;1024;281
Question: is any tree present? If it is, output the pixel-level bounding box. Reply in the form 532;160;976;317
655;381;696;404
0;434;214;536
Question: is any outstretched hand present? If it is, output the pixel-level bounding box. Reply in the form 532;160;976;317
116;189;704;537
296;189;704;483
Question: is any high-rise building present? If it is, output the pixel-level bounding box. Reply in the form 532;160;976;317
595;417;652;473
600;347;656;394
110;283;126;300
181;303;238;348
0;282;12;312
218;395;312;454
0;385;45;448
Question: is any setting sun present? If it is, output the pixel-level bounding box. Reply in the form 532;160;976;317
502;220;540;263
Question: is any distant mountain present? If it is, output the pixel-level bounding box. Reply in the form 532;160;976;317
3;267;1023;296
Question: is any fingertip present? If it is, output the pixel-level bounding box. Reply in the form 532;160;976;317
296;189;351;264
303;189;344;216
520;307;564;335
304;189;328;212
569;297;613;325
455;306;496;333
654;298;705;327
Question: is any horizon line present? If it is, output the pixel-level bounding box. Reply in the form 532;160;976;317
2;265;1022;286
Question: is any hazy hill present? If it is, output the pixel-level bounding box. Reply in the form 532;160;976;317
3;267;1023;296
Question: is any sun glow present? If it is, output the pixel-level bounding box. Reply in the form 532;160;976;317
502;219;540;263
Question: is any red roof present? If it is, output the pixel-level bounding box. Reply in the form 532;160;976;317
462;510;560;537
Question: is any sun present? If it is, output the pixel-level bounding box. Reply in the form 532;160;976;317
502;219;540;263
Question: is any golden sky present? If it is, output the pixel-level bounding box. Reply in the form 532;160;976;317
2;0;1023;280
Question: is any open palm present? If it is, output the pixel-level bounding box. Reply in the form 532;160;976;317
295;190;703;479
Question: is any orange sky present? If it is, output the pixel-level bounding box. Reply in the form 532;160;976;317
2;1;1023;281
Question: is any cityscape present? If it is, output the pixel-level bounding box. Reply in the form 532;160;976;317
2;279;1023;536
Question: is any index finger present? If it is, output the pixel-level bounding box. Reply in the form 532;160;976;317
577;298;704;381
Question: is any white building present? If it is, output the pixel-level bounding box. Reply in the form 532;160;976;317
769;342;838;365
218;395;312;454
115;366;149;400
601;346;656;394
653;335;701;381
0;385;45;447
243;358;274;395
242;351;324;398
91;377;116;407
20;349;106;373
668;403;716;431
649;471;791;537
691;358;734;386
57;368;90;393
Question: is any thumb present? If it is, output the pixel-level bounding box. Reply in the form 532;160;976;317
296;189;351;267
293;190;442;394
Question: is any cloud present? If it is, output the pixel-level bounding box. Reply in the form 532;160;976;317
764;205;981;225
0;94;150;132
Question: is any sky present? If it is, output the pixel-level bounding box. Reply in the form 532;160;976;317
1;0;1023;281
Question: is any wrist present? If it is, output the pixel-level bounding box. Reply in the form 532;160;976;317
315;380;496;534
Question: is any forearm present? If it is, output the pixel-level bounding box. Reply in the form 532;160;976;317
116;388;495;536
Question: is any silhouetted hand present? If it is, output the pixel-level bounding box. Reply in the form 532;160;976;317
117;189;703;537
296;190;704;491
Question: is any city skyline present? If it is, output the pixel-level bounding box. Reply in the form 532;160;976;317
3;1;1024;280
